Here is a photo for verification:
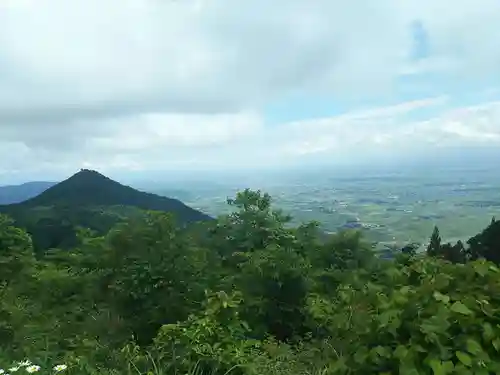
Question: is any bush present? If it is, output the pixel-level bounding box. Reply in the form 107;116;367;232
2;191;500;374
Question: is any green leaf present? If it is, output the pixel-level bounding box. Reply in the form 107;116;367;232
473;261;490;276
353;349;368;364
450;301;473;316
394;345;409;360
492;338;500;352
330;356;348;372
399;363;419;375
482;323;494;342
453;364;472;375
456;351;472;367
466;338;482;355
371;345;390;358
433;291;450;304
429;359;443;375
400;285;411;295
429;359;454;375
442;361;454;373
488;264;499;273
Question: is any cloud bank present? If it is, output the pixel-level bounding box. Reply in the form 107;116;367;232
0;0;499;182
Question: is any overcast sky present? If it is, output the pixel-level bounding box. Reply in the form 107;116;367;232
1;0;500;183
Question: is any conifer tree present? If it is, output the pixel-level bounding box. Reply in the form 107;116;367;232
426;225;441;257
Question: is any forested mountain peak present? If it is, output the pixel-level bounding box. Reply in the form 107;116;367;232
8;169;211;222
17;169;138;207
0;170;212;253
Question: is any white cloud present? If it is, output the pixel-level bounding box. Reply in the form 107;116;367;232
0;0;499;181
6;0;489;116
276;100;500;160
88;112;263;151
0;111;264;175
1;98;500;181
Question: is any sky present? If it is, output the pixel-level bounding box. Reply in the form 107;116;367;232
1;0;500;183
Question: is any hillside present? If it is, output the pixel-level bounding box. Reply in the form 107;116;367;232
0;181;56;204
1;188;500;374
0;169;212;253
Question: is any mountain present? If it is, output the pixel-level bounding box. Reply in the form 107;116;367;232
12;169;212;221
0;181;56;204
0;169;213;253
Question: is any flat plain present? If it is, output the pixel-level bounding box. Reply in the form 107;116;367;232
149;163;500;249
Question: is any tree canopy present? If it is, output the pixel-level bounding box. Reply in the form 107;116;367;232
1;188;500;375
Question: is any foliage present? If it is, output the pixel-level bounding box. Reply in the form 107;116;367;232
308;256;500;374
1;182;500;374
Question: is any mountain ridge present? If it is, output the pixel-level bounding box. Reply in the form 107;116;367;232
3;169;212;222
0;169;213;253
0;181;56;204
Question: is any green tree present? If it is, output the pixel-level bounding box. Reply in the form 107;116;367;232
207;190;312;340
103;212;215;345
0;214;35;284
0;214;38;356
3;189;500;374
233;245;311;340
427;225;442;257
207;189;295;261
467;219;500;264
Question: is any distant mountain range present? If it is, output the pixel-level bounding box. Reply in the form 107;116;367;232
0;169;212;253
0;181;56;204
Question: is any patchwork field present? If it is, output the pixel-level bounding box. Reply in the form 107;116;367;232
149;164;500;250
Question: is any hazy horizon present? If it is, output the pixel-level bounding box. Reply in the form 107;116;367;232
1;151;498;251
2;145;499;186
